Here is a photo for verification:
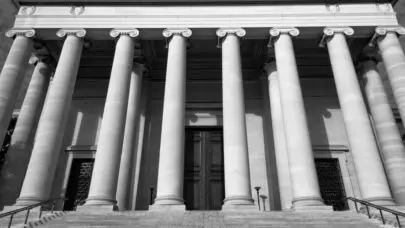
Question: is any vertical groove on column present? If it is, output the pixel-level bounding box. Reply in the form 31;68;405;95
327;33;394;205
274;33;324;208
0;60;51;207
0;36;32;147
16;35;83;205
83;35;135;209
378;33;405;130
361;60;405;205
221;34;253;206
153;34;186;207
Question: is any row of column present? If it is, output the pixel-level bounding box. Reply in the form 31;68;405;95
0;25;405;210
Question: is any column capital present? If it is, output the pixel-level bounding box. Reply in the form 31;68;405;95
267;27;299;48
28;54;55;66
109;29;140;38
216;28;246;38
162;28;192;38
56;28;86;38
262;62;277;75
5;29;35;39
319;27;354;48
368;26;405;47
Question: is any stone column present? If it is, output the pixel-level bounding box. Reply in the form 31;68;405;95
0;56;52;207
0;29;35;146
216;28;254;208
15;29;85;206
151;28;191;210
116;63;144;211
270;28;327;210
82;29;139;211
321;27;394;205
372;26;405;129
360;58;405;205
263;62;292;210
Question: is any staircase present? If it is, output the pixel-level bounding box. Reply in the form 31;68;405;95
14;211;388;228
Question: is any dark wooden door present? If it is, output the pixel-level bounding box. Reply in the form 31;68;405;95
315;158;349;211
63;158;94;211
184;129;224;210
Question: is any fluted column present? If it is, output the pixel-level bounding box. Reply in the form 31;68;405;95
116;63;145;211
263;62;292;209
82;29;139;210
371;26;405;129
216;28;254;208
15;29;85;206
0;56;52;207
270;28;326;209
360;58;405;205
321;27;394;205
151;28;191;210
0;29;35;146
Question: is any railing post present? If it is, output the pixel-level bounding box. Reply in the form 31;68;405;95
366;205;371;219
51;202;55;213
8;214;14;228
39;206;43;218
396;214;401;227
24;209;30;224
354;201;359;213
379;209;385;224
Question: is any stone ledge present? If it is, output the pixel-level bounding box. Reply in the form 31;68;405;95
221;204;259;212
76;204;117;213
292;205;334;212
148;204;186;211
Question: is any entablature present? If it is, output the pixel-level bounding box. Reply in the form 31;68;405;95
13;3;399;40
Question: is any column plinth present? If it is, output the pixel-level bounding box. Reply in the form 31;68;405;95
116;63;144;211
270;27;329;210
360;59;405;205
373;26;405;130
15;29;85;206
216;28;255;210
0;29;35;147
80;29;139;211
0;57;51;208
323;27;394;206
150;29;191;211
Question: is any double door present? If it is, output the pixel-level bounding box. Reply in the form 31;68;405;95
183;128;225;210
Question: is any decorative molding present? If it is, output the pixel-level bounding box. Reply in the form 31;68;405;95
318;27;354;48
376;3;391;12
162;28;192;38
312;144;349;152
267;27;299;48
56;28;86;38
326;4;340;13
70;6;85;16
5;28;35;38
20;6;36;15
109;28;140;38
368;26;405;47
216;28;246;48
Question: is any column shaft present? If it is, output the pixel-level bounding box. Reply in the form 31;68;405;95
361;60;405;205
264;63;292;209
116;64;143;210
378;33;405;129
16;34;83;205
0;35;33;146
273;32;324;208
84;35;135;208
154;34;187;206
326;32;393;205
221;33;253;205
0;60;51;207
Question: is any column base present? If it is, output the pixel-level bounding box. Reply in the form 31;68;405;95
149;204;186;211
221;196;257;211
14;197;42;207
364;197;396;206
76;197;118;212
291;196;333;212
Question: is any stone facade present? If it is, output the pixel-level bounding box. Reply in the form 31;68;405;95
1;0;405;213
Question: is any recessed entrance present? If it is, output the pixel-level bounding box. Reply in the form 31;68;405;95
183;128;225;210
63;158;94;211
315;158;349;211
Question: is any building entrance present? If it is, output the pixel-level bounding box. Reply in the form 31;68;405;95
183;128;225;210
315;158;349;211
63;158;94;211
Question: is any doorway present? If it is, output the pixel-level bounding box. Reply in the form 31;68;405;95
63;158;94;211
315;158;349;211
183;128;225;210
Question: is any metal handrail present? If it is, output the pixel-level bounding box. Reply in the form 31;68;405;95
0;197;66;228
347;197;405;227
